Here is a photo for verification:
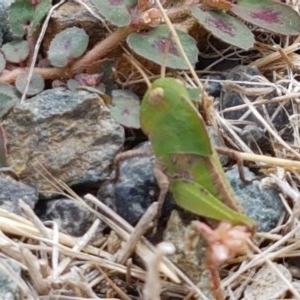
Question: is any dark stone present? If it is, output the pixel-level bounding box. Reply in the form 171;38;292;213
203;73;225;97
220;65;293;142
240;124;273;154
38;198;105;237
97;142;174;225
0;173;38;215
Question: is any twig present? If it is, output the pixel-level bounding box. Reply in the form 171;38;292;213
70;27;133;74
216;147;300;170
58;219;102;275
143;242;175;300
114;202;158;265
21;248;50;294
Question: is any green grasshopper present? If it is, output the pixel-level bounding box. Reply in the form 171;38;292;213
140;77;256;229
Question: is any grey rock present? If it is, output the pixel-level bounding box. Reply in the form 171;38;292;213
244;263;292;300
38;198;104;237
220;65;292;141
226;166;283;232
3;89;124;197
97;142;174;224
0;258;22;300
163;210;213;298
0;174;38;215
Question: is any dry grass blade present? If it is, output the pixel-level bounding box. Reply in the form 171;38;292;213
238;93;300;158
114;202;158;265
21;0;67;103
143;242;175;300
251;43;300;69
45;178;208;298
83;194;208;298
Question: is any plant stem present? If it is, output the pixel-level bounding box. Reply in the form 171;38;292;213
70;26;134;75
0;27;133;84
207;253;224;300
0;6;189;84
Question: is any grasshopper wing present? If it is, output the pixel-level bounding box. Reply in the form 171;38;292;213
170;179;256;227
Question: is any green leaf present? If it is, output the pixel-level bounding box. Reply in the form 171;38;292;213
232;0;300;35
0;83;20;118
124;0;137;7
110;89;140;129
9;0;35;38
29;0;52;36
0;83;20;99
48;27;89;67
91;0;131;27
0;94;18;119
187;87;201;103
127;25;198;69
191;6;255;50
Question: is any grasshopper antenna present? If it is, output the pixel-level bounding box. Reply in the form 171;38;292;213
159;34;172;78
155;0;204;90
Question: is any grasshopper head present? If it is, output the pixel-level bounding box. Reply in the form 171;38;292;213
148;87;164;106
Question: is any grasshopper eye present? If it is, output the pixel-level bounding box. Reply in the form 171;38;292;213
148;87;164;105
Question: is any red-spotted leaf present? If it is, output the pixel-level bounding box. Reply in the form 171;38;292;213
231;0;300;35
191;6;254;50
2;40;30;63
48;27;89;67
110;89;140;129
90;0;131;27
15;71;45;96
127;25;198;69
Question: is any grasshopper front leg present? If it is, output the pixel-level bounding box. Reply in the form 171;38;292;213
110;144;153;182
108;144;170;224
153;161;170;220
